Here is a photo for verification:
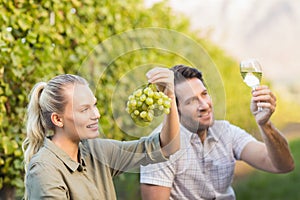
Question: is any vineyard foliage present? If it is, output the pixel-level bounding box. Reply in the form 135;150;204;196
1;0;298;197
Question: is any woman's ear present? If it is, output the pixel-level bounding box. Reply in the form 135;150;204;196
51;112;64;128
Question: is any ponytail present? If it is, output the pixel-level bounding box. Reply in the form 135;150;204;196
22;74;88;171
23;74;88;200
22;82;47;171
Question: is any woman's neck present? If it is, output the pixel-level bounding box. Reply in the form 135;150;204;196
52;133;79;162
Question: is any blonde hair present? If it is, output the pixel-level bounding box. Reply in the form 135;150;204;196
22;74;88;171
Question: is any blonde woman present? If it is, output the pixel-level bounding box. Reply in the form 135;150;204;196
22;67;180;200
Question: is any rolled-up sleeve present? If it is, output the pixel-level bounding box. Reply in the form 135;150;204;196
85;132;168;176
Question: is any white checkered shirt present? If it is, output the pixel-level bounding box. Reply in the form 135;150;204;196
140;120;256;200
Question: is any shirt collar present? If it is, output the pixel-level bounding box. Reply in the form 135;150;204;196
44;137;84;172
207;127;219;142
180;124;219;144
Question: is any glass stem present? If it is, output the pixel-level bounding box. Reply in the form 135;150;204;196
252;86;263;111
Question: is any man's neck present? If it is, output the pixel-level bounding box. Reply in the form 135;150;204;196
197;129;207;144
182;125;208;144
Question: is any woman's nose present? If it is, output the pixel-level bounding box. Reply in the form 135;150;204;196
92;107;100;119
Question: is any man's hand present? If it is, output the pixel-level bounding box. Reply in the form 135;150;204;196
251;85;277;125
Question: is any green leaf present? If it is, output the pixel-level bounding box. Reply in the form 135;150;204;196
26;31;38;43
0;177;3;189
1;136;18;155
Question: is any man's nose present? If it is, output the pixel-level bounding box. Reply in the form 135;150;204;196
197;98;209;109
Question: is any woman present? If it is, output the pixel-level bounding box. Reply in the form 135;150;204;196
22;67;180;199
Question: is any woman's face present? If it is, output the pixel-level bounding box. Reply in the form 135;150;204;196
61;83;100;141
176;78;214;133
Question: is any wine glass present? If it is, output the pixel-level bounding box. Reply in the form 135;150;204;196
240;58;263;111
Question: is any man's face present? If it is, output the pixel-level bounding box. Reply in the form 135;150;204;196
61;83;100;141
176;78;214;133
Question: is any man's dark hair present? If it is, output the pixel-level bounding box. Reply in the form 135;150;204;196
170;65;206;107
170;64;206;86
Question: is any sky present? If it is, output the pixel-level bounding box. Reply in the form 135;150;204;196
145;0;300;100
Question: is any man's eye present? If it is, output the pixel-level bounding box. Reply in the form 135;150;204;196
186;100;192;105
203;91;209;96
81;108;88;112
187;99;198;105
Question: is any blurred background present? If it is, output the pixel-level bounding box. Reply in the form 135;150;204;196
0;0;299;199
146;0;300;101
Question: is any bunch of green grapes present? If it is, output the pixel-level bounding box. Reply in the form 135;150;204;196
126;83;172;126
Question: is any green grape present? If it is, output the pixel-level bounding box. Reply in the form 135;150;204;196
128;95;134;101
154;109;163;117
137;100;143;107
147;89;154;97
140;111;148;118
163;100;171;108
145;97;154;105
134;89;143;97
157;99;163;105
130;113;137;119
130;99;137;107
153;92;160;99
164;108;170;114
148;109;154;116
147;112;154;121
139;94;146;102
162;94;169;100
143;87;150;95
134;110;140;116
158;105;164;110
126;83;172;126
148;105;155;110
142;103;148;111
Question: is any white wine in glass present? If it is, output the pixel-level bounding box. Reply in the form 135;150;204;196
240;59;263;110
240;59;262;88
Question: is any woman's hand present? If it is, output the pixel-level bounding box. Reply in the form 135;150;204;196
146;67;175;99
146;67;179;157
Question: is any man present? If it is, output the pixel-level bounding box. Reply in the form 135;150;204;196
140;64;294;200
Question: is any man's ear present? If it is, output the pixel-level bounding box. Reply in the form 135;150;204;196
51;112;63;128
176;101;181;116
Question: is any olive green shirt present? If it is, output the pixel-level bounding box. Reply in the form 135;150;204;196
25;133;166;199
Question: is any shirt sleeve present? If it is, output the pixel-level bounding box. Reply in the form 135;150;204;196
25;162;69;199
140;155;175;188
85;132;168;176
229;122;257;160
